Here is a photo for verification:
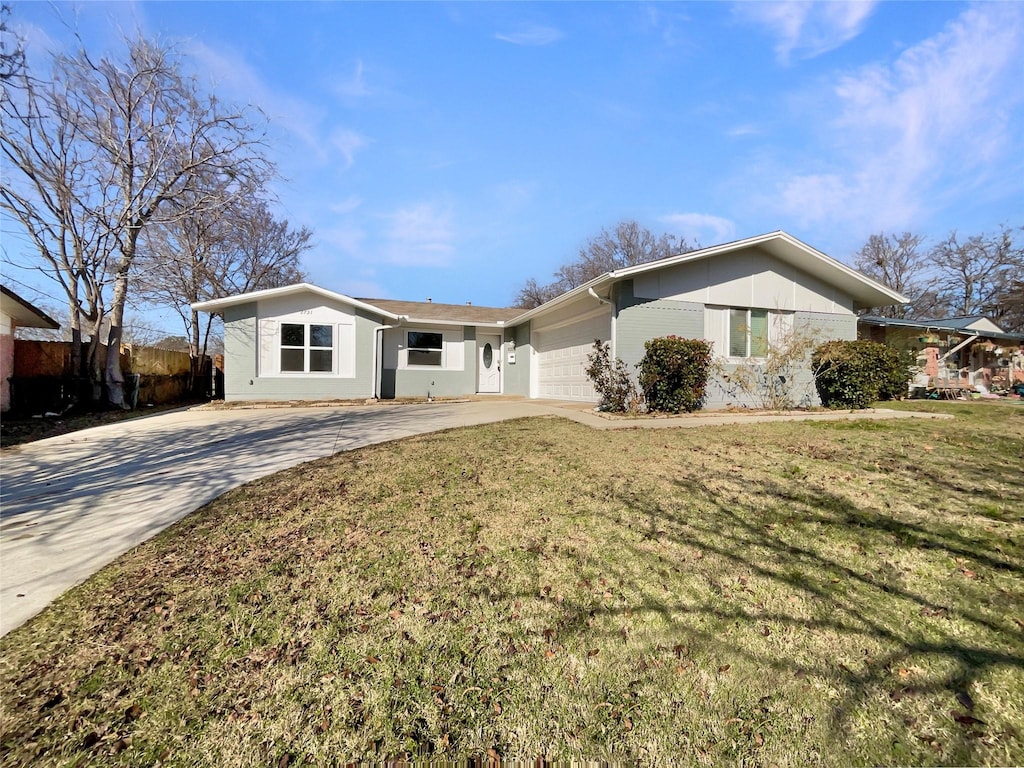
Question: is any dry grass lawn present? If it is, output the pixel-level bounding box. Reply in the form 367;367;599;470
1;401;1022;766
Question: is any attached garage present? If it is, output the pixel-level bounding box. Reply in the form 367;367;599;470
532;307;611;401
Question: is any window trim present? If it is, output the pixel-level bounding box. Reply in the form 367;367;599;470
279;321;335;375
405;329;445;368
726;307;770;360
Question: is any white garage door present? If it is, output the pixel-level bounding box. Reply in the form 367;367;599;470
534;310;611;401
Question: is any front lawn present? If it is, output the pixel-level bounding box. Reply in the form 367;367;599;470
1;403;1022;766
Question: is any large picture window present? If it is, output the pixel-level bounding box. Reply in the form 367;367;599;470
407;331;443;366
729;308;769;358
281;323;333;373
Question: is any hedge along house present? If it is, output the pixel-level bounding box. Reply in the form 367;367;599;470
193;231;907;407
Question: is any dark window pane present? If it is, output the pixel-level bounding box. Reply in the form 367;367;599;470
408;331;443;350
282;323;304;347
483;343;493;368
408;349;442;366
281;348;304;371
310;324;332;348
310;350;333;372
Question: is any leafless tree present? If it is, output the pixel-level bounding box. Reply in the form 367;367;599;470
136;196;309;390
3;33;274;407
1;56;116;400
853;233;929;318
515;220;694;308
0;4;25;81
930;226;1022;319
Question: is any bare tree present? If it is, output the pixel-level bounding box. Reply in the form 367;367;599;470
515;220;694;308
3;34;274;407
931;226;1022;319
1;56;116;401
136;196;309;391
987;278;1024;333
853;232;931;318
0;3;25;81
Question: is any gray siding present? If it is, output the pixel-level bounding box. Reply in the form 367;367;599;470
389;327;477;398
222;303;378;401
705;311;856;410
503;321;531;397
614;291;705;374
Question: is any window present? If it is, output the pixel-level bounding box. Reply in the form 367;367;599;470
407;331;443;366
729;308;769;358
281;323;333;373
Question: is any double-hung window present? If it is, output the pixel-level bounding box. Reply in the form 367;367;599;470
729;308;769;358
280;323;333;373
407;331;443;366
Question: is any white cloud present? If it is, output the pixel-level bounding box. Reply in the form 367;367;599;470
727;124;761;137
774;4;1024;231
495;25;564;46
380;202;456;267
330;129;369;169
660;213;736;245
334;58;372;99
736;1;877;64
328;195;363;215
185;41;328;161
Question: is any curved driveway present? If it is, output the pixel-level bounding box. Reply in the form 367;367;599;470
0;400;943;636
0;400;567;636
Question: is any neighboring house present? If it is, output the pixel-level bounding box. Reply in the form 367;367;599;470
193;231;907;408
859;315;1024;391
1;286;61;412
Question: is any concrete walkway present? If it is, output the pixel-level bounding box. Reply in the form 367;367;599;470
0;400;947;636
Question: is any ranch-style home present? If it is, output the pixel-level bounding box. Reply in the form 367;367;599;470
192;231;907;409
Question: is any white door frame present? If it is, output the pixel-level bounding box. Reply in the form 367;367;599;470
477;333;502;393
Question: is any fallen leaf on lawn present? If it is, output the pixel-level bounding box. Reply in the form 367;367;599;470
898;668;911;678
587;648;600;658
952;710;986;726
545;649;556;659
493;701;503;715
754;732;765;747
718;664;731;673
955;690;975;710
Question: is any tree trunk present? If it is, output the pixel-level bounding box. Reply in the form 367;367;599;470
104;266;130;409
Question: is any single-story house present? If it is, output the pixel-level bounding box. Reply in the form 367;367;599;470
859;315;1024;392
1;286;61;412
192;230;907;408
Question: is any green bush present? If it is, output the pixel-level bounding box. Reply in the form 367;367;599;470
811;340;913;409
584;340;639;412
638;336;713;413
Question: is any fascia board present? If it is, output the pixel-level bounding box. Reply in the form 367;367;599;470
191;283;400;320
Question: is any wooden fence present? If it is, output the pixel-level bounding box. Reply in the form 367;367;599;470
8;340;209;414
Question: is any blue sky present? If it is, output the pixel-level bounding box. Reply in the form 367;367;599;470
5;1;1024;320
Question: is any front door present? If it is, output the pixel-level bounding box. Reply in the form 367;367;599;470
477;334;501;393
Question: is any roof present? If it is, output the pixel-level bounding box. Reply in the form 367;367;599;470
859;315;1024;342
0;286;60;330
358;299;522;325
190;283;520;326
511;231;909;324
929;316;1006;333
191;283;400;320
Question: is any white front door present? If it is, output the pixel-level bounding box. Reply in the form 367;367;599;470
477;334;501;393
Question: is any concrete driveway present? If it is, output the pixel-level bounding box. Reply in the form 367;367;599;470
0;400;944;636
0;400;567;636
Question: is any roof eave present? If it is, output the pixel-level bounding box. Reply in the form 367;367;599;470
190;283;400;321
